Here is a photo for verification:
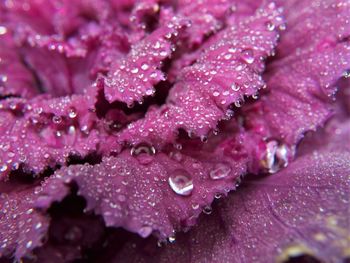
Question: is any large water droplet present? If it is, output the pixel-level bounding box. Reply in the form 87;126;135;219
138;226;153;238
241;49;254;64
261;140;289;173
168;169;193;196
130;143;156;164
210;163;231;180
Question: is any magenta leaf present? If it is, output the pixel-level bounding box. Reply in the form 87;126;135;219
101;118;350;263
0;187;49;259
0;34;38;99
36;140;247;240
0;1;349;261
117;4;283;148
102;16;189;105
0;92;119;180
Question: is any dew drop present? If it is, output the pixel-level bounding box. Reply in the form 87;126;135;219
200;135;208;143
266;22;275;31
213;90;220;97
279;24;286;31
224;53;232;60
191;203;199;210
145;88;154;96
130;143;156;164
168;235;176;243
234;100;242;108
68;108;77;118
202;205;212;215
343;70;350;78
228;47;237;53
235;176;242;188
0;164;7;172
138;226;152;238
210;163;231;180
131;68;139;74
130;143;156;156
241;49;255;64
141;63;149;70
231;83;240;91
252;93;259;100
26;240;33;249
168;169;193;196
261;140;289;174
215;193;222;199
52;115;62;124
0;26;7;35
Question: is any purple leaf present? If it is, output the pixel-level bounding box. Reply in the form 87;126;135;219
36;139;247;240
0;187;49;259
117;4;283;148
101;117;350;263
0;92;119;179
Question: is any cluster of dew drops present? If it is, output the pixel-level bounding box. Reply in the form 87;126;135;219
0;5;293;247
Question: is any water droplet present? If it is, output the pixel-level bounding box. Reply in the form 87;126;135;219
191;203;199;210
141;63;149;70
252;93;259;100
26;240;33;249
154;41;161;49
52;115;62;124
128;143;147;154
202;205;212;215
224;53;232;60
241;49;255;64
130;143;156;164
213;90;220;97
0;26;7;35
168;235;176;243
168;169;193;196
235;176;242;188
231;83;240;91
234;100;242;108
131;68;139;74
68;108;77;118
228;47;237;53
200;135;208;143
343;70;350;78
279;24;286;31
214;193;222;199
210;163;231;180
261;140;289;173
0;164;7;172
138;226;153;238
266;22;275;31
145;89;155;96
